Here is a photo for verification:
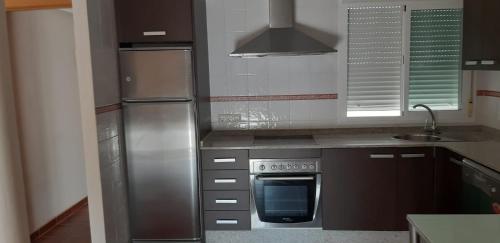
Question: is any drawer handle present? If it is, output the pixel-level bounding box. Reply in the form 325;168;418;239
370;154;394;159
215;199;238;204
213;158;237;163
214;179;237;184
143;31;167;36
257;176;315;181
216;219;238;225
449;157;463;165
401;154;425;158
481;60;496;65
465;60;479;66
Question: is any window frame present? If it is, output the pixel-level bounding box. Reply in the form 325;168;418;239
337;0;471;125
404;3;464;113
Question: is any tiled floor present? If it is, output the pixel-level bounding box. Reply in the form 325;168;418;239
33;205;91;243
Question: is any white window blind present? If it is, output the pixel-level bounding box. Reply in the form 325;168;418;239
408;9;462;111
347;6;403;117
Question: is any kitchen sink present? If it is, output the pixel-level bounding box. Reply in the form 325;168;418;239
393;134;442;142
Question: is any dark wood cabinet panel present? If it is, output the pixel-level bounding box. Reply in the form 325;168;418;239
322;148;398;230
323;147;440;231
394;147;435;230
115;0;193;43
480;0;500;68
462;0;483;69
463;0;500;70
202;150;249;170
435;147;464;214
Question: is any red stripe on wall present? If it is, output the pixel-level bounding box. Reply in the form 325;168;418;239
210;94;338;102
477;90;500;98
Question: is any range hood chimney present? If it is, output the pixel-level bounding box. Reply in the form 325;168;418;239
230;0;337;58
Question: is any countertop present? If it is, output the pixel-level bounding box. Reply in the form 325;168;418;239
201;126;500;172
407;215;500;243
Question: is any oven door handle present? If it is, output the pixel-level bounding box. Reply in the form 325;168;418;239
256;176;315;181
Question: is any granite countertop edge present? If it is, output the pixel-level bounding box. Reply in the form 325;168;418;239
200;126;500;173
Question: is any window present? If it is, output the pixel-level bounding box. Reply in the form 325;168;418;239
347;6;404;117
408;9;463;111
346;5;463;117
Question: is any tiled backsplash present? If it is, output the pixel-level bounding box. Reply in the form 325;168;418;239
476;71;500;130
206;0;339;130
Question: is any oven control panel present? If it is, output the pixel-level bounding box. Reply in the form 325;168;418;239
250;159;321;174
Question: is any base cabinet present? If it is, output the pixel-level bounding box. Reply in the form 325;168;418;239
395;148;435;230
435;148;464;214
322;147;435;231
322;148;398;230
201;150;251;231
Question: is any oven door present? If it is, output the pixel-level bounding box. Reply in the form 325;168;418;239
252;174;321;224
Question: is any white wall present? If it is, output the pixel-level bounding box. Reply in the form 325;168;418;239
7;9;87;233
475;71;500;130
0;1;31;242
207;0;475;130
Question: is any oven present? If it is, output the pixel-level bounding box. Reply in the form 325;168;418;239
250;158;322;228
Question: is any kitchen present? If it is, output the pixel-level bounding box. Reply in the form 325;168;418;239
0;0;499;243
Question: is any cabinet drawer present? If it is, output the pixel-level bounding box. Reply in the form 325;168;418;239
202;150;249;170
204;211;250;231
204;191;249;211
203;171;249;191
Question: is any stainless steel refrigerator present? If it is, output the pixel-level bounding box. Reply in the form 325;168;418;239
120;47;201;242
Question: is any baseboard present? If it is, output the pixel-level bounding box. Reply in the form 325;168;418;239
30;197;88;241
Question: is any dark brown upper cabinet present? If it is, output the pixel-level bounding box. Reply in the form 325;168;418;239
115;0;194;44
463;0;500;70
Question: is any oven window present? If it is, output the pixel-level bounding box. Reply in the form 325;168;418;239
264;185;308;217
254;175;317;223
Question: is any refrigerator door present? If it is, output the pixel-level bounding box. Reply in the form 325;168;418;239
120;48;194;101
123;102;200;241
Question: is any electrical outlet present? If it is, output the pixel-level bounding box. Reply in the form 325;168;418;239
218;114;241;123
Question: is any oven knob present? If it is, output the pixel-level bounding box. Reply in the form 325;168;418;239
259;165;266;171
287;164;292;169
302;164;307;169
293;165;299;169
309;164;315;169
271;165;277;170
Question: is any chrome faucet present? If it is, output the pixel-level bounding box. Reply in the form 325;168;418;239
413;104;439;134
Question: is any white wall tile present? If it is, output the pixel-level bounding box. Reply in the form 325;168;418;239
247;58;269;96
268;57;291;95
249;101;269;121
311;100;338;122
475;71;500;130
269;101;291;122
290;100;313;122
207;0;340;130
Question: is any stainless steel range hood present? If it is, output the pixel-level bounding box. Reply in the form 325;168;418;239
230;0;337;58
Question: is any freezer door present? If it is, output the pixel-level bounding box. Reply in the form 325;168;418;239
120;48;193;100
123;102;200;240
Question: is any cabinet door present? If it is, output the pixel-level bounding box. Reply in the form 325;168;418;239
322;148;397;230
480;0;500;69
435;148;463;214
462;0;483;69
115;0;193;43
395;148;435;230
